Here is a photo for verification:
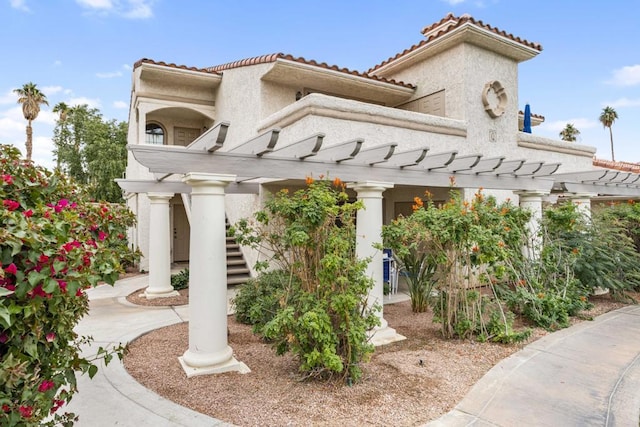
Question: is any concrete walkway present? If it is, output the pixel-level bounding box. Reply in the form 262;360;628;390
66;275;640;426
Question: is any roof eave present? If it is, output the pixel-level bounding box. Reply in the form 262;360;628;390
261;58;416;106
372;22;540;77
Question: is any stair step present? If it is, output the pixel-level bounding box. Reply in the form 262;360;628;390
227;276;250;286
227;267;250;275
226;243;240;249
227;259;246;266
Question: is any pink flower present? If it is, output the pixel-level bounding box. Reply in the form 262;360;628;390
98;231;108;241
46;332;56;342
18;405;33;418
75;288;84;297
2;199;19;211
5;263;17;275
23;209;33;218
2;174;13;184
70;202;78;209
38;380;55;392
57;199;69;208
57;280;67;293
50;399;65;414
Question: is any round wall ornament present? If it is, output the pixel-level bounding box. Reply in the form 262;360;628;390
482;80;507;118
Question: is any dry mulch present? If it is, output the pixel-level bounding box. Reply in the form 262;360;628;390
122;288;637;426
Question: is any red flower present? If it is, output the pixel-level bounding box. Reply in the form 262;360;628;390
5;263;17;275
44;210;51;219
38;380;55;392
2;174;13;184
1;403;9;413
76;288;84;297
38;254;49;263
98;231;108;241
50;399;65;414
18;405;33;418
2;199;19;211
23;209;33;217
46;332;56;342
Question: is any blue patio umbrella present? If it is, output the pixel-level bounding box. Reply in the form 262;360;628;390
523;103;532;133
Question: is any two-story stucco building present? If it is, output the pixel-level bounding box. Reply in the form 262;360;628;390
119;14;640;376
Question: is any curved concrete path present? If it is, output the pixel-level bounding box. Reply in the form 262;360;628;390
67;275;640;426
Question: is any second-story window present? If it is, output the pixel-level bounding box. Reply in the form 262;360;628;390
145;123;164;145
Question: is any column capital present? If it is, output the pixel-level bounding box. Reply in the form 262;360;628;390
183;173;237;194
347;181;394;196
514;190;550;202
147;192;174;202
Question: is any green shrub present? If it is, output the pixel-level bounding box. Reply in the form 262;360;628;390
233;269;290;332
170;268;189;291
233;177;378;383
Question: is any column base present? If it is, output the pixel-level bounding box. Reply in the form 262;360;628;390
142;288;180;299
369;325;406;347
179;355;250;378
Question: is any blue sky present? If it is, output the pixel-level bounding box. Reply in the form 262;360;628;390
1;0;638;169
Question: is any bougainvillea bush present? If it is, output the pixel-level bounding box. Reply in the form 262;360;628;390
0;144;139;426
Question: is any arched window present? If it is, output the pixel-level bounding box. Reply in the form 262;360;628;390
145;123;165;145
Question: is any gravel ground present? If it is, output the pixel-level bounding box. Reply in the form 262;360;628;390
123;288;637;427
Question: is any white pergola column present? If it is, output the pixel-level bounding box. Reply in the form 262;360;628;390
348;181;406;346
179;173;249;377
567;193;595;221
144;192;179;299
515;191;549;259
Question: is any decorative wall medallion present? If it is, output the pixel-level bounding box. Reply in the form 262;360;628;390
489;129;497;142
482;81;507;118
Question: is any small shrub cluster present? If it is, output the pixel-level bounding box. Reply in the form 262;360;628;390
233;269;291;333
233;177;378;383
1;144;138;426
170;268;189;291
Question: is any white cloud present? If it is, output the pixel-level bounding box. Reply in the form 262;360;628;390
0;116;24;139
75;0;153;19
124;0;153;19
76;0;113;10
68;97;102;109
10;0;29;11
53;60;62;67
42;85;63;96
123;64;132;70
113;100;129;109
36;110;58;126
96;70;123;78
607;64;640;86
605;97;640;108
540;118;599;133
0;90;17;105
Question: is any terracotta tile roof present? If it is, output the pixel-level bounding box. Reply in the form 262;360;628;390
593;158;640;173
369;13;543;73
133;58;221;75
518;110;545;120
205;53;416;89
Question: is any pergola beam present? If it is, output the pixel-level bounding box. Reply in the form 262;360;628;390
128;144;556;192
116;178;260;194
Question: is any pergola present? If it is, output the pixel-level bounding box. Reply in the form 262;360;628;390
119;122;640;377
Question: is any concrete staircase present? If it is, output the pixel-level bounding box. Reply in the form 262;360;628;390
225;219;251;286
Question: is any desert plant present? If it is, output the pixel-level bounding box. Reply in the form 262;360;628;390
0;144;138;425
233;177;379;382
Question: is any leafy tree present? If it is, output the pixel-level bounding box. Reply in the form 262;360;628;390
52;102;70;122
52;105;127;202
559;123;580;142
599;106;619;161
13;83;48;161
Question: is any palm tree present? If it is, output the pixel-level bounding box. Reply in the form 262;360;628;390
53;102;70;122
559;123;580;142
14;82;49;160
599;106;619;161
